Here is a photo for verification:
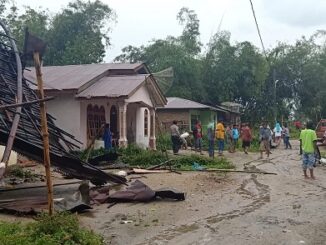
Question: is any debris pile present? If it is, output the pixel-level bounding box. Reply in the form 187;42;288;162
0;21;125;185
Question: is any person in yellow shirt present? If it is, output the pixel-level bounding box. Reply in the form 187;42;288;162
215;119;225;156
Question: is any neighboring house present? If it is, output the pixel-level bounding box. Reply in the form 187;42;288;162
25;63;166;149
219;102;242;125
156;97;228;133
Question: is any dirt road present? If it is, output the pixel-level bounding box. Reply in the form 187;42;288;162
81;141;326;245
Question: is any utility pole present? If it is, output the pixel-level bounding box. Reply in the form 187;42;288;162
273;69;278;123
24;30;53;215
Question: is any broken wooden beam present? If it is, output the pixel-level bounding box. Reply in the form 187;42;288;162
146;159;174;170
0;97;54;110
181;168;277;175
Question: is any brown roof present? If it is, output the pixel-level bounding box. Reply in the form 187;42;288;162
77;75;147;98
157;97;227;112
24;63;144;90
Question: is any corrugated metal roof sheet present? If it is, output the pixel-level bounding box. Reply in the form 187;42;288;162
163;97;212;109
159;97;228;112
76;75;147;98
24;63;143;90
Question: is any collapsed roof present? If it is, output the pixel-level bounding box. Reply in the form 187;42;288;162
0;22;125;185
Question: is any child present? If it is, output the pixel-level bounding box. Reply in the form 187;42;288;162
232;125;239;152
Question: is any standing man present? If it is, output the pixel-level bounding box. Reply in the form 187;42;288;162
207;121;215;157
215;119;225;156
241;123;252;154
300;121;318;179
170;120;181;155
225;124;233;153
259;121;271;159
283;123;292;149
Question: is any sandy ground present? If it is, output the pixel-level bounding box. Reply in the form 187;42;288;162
79;141;326;245
1;140;326;245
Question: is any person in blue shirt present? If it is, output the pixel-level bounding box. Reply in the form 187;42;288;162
232;124;240;152
103;123;112;150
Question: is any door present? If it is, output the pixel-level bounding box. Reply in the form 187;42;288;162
110;105;118;138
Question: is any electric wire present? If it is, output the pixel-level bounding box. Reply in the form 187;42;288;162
249;0;268;60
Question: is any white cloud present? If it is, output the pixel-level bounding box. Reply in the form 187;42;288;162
261;0;326;27
15;0;326;61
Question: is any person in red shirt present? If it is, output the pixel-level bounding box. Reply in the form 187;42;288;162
241;123;252;154
193;120;203;155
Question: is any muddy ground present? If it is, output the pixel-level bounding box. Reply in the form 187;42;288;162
1;140;326;245
80;141;326;245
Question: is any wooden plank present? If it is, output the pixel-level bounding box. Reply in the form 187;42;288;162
0;97;54;110
131;168;171;174
34;52;54;216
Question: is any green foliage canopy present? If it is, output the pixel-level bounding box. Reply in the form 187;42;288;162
2;0;115;65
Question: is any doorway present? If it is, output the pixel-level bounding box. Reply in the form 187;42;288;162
110;105;118;139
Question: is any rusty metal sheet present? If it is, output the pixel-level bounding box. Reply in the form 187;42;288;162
76;75;146;98
24;63;144;90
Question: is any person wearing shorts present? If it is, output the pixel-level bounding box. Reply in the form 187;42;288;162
241;123;252;154
259;122;271;159
300;121;318;179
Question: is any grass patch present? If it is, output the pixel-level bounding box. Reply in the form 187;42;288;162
156;133;172;151
117;144;234;170
171;154;234;170
118;144;168;167
7;165;41;181
0;212;103;245
73;148;115;162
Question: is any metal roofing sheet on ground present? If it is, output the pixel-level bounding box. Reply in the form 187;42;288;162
77;75;147;98
24;63;143;90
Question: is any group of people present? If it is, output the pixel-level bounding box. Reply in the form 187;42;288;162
170;119;297;158
171;119;320;180
258;121;293;159
170;119;253;156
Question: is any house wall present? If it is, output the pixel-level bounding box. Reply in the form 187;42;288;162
157;109;218;134
46;94;82;147
45;82;158;149
156;110;190;132
125;84;153;106
189;109;215;132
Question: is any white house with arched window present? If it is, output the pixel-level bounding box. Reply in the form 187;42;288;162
25;63;166;149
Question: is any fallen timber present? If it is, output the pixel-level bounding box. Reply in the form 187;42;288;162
0;96;54;110
0;22;126;185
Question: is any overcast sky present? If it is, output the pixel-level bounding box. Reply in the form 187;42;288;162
17;0;326;62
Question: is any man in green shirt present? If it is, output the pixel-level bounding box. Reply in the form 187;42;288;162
300;121;318;179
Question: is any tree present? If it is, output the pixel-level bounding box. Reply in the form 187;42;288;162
270;33;326;122
115;8;205;101
6;6;49;49
203;31;268;122
2;0;116;65
45;0;115;65
177;7;201;55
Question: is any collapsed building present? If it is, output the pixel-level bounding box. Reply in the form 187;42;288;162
0;21;126;185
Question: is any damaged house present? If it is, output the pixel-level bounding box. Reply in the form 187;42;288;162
25;63;167;149
0;23;125;185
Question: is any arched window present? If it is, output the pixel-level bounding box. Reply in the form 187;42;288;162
87;104;106;142
144;109;148;137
